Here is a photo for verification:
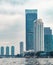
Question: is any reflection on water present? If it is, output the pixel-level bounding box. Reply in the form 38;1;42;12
0;58;53;65
25;58;40;65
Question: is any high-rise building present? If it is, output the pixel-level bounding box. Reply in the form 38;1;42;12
6;46;9;56
26;9;37;50
34;19;44;53
1;46;4;56
51;35;53;51
11;46;15;56
44;27;52;52
20;42;24;55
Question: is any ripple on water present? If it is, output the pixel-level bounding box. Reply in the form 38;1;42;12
0;58;53;65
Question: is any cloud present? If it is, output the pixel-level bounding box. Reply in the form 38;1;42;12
0;0;29;5
0;1;25;15
45;9;53;17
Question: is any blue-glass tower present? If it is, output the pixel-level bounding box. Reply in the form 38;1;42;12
1;46;4;56
6;46;9;56
51;35;53;51
26;9;37;50
44;27;52;52
11;46;15;56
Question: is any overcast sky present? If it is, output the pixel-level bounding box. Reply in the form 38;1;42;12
0;0;53;54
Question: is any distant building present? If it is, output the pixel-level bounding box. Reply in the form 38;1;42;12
1;46;4;56
26;9;37;50
6;46;9;56
20;42;24;55
34;19;44;53
44;27;52;52
11;46;15;56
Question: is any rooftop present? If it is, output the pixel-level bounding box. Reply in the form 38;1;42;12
25;9;37;13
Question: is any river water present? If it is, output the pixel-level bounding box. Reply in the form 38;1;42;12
0;58;53;65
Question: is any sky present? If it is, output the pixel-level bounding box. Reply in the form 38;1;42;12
0;0;53;54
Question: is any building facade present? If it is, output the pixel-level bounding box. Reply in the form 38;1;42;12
20;42;23;55
44;27;52;52
11;46;15;56
1;46;4;56
34;19;44;53
51;35;53;51
6;46;9;56
26;9;37;50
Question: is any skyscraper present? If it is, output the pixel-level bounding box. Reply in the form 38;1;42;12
34;19;44;53
26;9;37;50
44;27;52;52
1;46;4;56
51;35;53;51
20;42;24;55
11;46;15;56
6;46;9;56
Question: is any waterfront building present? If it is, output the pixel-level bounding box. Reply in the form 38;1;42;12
26;9;37;50
34;19;44;53
44;27;52;52
6;46;9;56
0;47;1;55
11;46;15;56
20;42;24;55
51;35;53;51
1;46;4;56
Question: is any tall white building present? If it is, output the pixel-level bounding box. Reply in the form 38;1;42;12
34;19;44;53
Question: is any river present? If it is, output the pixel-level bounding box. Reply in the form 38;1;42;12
0;58;53;65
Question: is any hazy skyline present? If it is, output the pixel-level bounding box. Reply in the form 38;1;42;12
0;0;53;54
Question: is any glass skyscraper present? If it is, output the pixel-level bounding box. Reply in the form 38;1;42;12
51;35;53;51
20;42;23;55
1;46;4;56
11;46;15;56
6;46;9;56
26;9;37;50
44;27;52;52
